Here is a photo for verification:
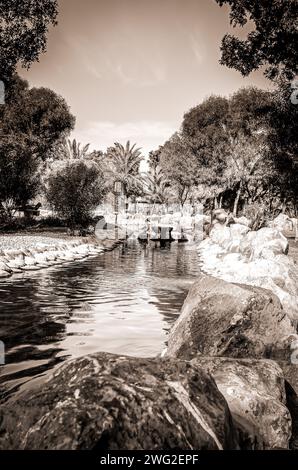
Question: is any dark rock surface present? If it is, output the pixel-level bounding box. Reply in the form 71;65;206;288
166;274;296;360
192;357;291;449
0;352;239;450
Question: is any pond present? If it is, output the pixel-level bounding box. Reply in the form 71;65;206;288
0;240;200;401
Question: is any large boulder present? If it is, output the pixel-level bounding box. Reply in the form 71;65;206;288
209;224;232;247
211;209;229;225
234;216;251;227
270;214;296;235
0;352;239;450
198;226;298;321
166;274;296;360
193;357;291;450
240;228;289;260
229;223;251;239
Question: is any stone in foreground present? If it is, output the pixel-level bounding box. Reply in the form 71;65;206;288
166;274;296;360
0;353;238;450
193;357;291;450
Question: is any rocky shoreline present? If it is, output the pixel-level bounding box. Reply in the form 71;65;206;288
1;217;298;450
0;235;121;279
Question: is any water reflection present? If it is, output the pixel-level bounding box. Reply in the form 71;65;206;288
0;241;200;400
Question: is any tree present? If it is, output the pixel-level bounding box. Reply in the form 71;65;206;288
0;76;75;218
215;0;298;81
46;161;105;228
148;148;162;172
180;88;277;213
158;133;199;207
215;1;298;215
145;165;172;206
106;141;144;201
223;135;273;216
181;96;232;208
225;87;276;215
0;0;58;80
0;136;39;220
1;78;75;159
57;139;90;160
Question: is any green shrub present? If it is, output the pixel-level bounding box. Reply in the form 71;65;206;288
46;161;104;228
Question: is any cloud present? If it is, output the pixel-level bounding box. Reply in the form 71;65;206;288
71;120;177;158
189;33;205;65
115;63;166;88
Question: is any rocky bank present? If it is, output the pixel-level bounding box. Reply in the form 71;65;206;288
0;236;121;279
1;213;298;450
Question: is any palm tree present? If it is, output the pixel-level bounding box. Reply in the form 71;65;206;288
61;138;90;160
145;165;171;206
107;141;144;204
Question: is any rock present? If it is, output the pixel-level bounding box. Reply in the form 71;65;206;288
270;214;296;234
234;216;251;227
23;250;37;266
0;260;10;272
229;223;251;238
211;209;229;224
198;226;298;320
33;250;51;264
0;352;239;450
0;270;11;278
193;357;291;450
166;274;296;360
5;253;25;269
44;250;57;261
209;224;231;247
278;358;298;450
241;228;289;260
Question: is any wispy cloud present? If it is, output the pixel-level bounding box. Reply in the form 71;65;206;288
64;31;167;88
189;33;205;65
115;62;166;88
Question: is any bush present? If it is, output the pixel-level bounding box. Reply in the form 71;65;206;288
46;161;104;228
0;136;40;221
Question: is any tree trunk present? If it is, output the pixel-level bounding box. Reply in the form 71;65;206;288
233;183;242;217
214;196;218;209
219;194;223;209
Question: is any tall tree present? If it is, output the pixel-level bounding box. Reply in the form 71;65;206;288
106;141;144;202
145;165;172;206
0;0;58;81
182;95;231;207
215;1;298;215
0;136;39;220
57;139;90;161
1;79;75;159
0;76;75;217
181;88;277;213
214;0;298;81
158;133;199;208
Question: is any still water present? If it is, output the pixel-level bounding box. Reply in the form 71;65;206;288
0;241;200;400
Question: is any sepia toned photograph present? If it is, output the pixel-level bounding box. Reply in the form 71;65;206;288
0;0;298;463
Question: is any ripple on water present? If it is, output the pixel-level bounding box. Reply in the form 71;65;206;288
0;241;200;401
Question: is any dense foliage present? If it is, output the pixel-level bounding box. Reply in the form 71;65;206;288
47;161;105;228
0;76;75;221
214;0;298;81
106;141;144;200
0;0;58;80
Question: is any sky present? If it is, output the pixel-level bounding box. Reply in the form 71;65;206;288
20;0;272;163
